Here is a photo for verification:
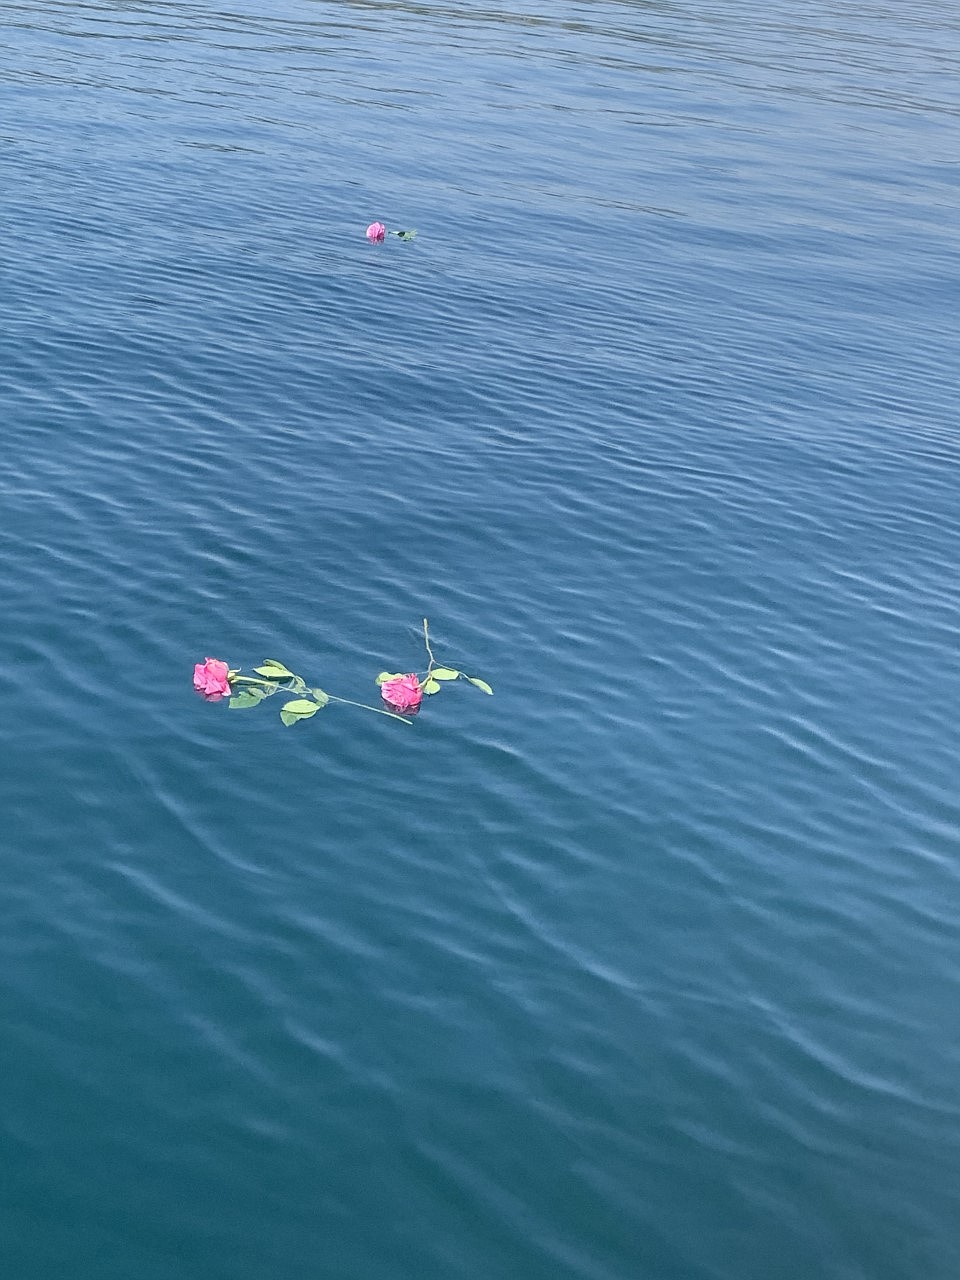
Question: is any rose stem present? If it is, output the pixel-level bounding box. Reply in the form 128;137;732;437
326;695;412;723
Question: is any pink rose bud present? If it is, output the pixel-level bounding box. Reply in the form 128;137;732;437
366;221;387;243
193;657;232;701
380;673;423;712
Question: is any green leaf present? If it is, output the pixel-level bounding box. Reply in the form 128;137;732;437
229;689;265;709
310;688;331;707
430;667;460;681
280;697;322;726
422;679;441;695
466;676;493;695
255;661;294;679
395;229;417;241
375;672;403;686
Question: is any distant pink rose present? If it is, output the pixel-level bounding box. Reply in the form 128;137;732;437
193;657;232;700
380;673;422;712
366;221;387;243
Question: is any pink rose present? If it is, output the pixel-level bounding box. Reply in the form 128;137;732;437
366;221;387;243
193;657;232;700
380;673;422;712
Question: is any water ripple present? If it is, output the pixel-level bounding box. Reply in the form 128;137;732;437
3;1;960;1278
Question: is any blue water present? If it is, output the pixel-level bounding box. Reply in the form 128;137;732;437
2;2;960;1276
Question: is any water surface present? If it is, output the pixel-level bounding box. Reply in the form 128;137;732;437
2;2;960;1277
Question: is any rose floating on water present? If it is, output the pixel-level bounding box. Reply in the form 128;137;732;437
193;657;232;700
192;620;491;729
379;673;423;713
376;619;493;711
366;221;417;243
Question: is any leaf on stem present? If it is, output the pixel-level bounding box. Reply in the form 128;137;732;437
466;676;494;695
229;689;266;709
311;688;331;707
279;698;322;726
422;679;441;695
376;672;403;686
255;660;295;679
430;668;460;681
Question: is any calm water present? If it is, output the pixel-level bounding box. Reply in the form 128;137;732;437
2;2;960;1276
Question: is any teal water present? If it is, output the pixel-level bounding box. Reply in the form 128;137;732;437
2;2;960;1277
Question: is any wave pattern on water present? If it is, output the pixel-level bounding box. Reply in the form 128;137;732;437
2;2;960;1279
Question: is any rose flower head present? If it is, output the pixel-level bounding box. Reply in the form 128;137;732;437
380;673;422;713
193;657;232;700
